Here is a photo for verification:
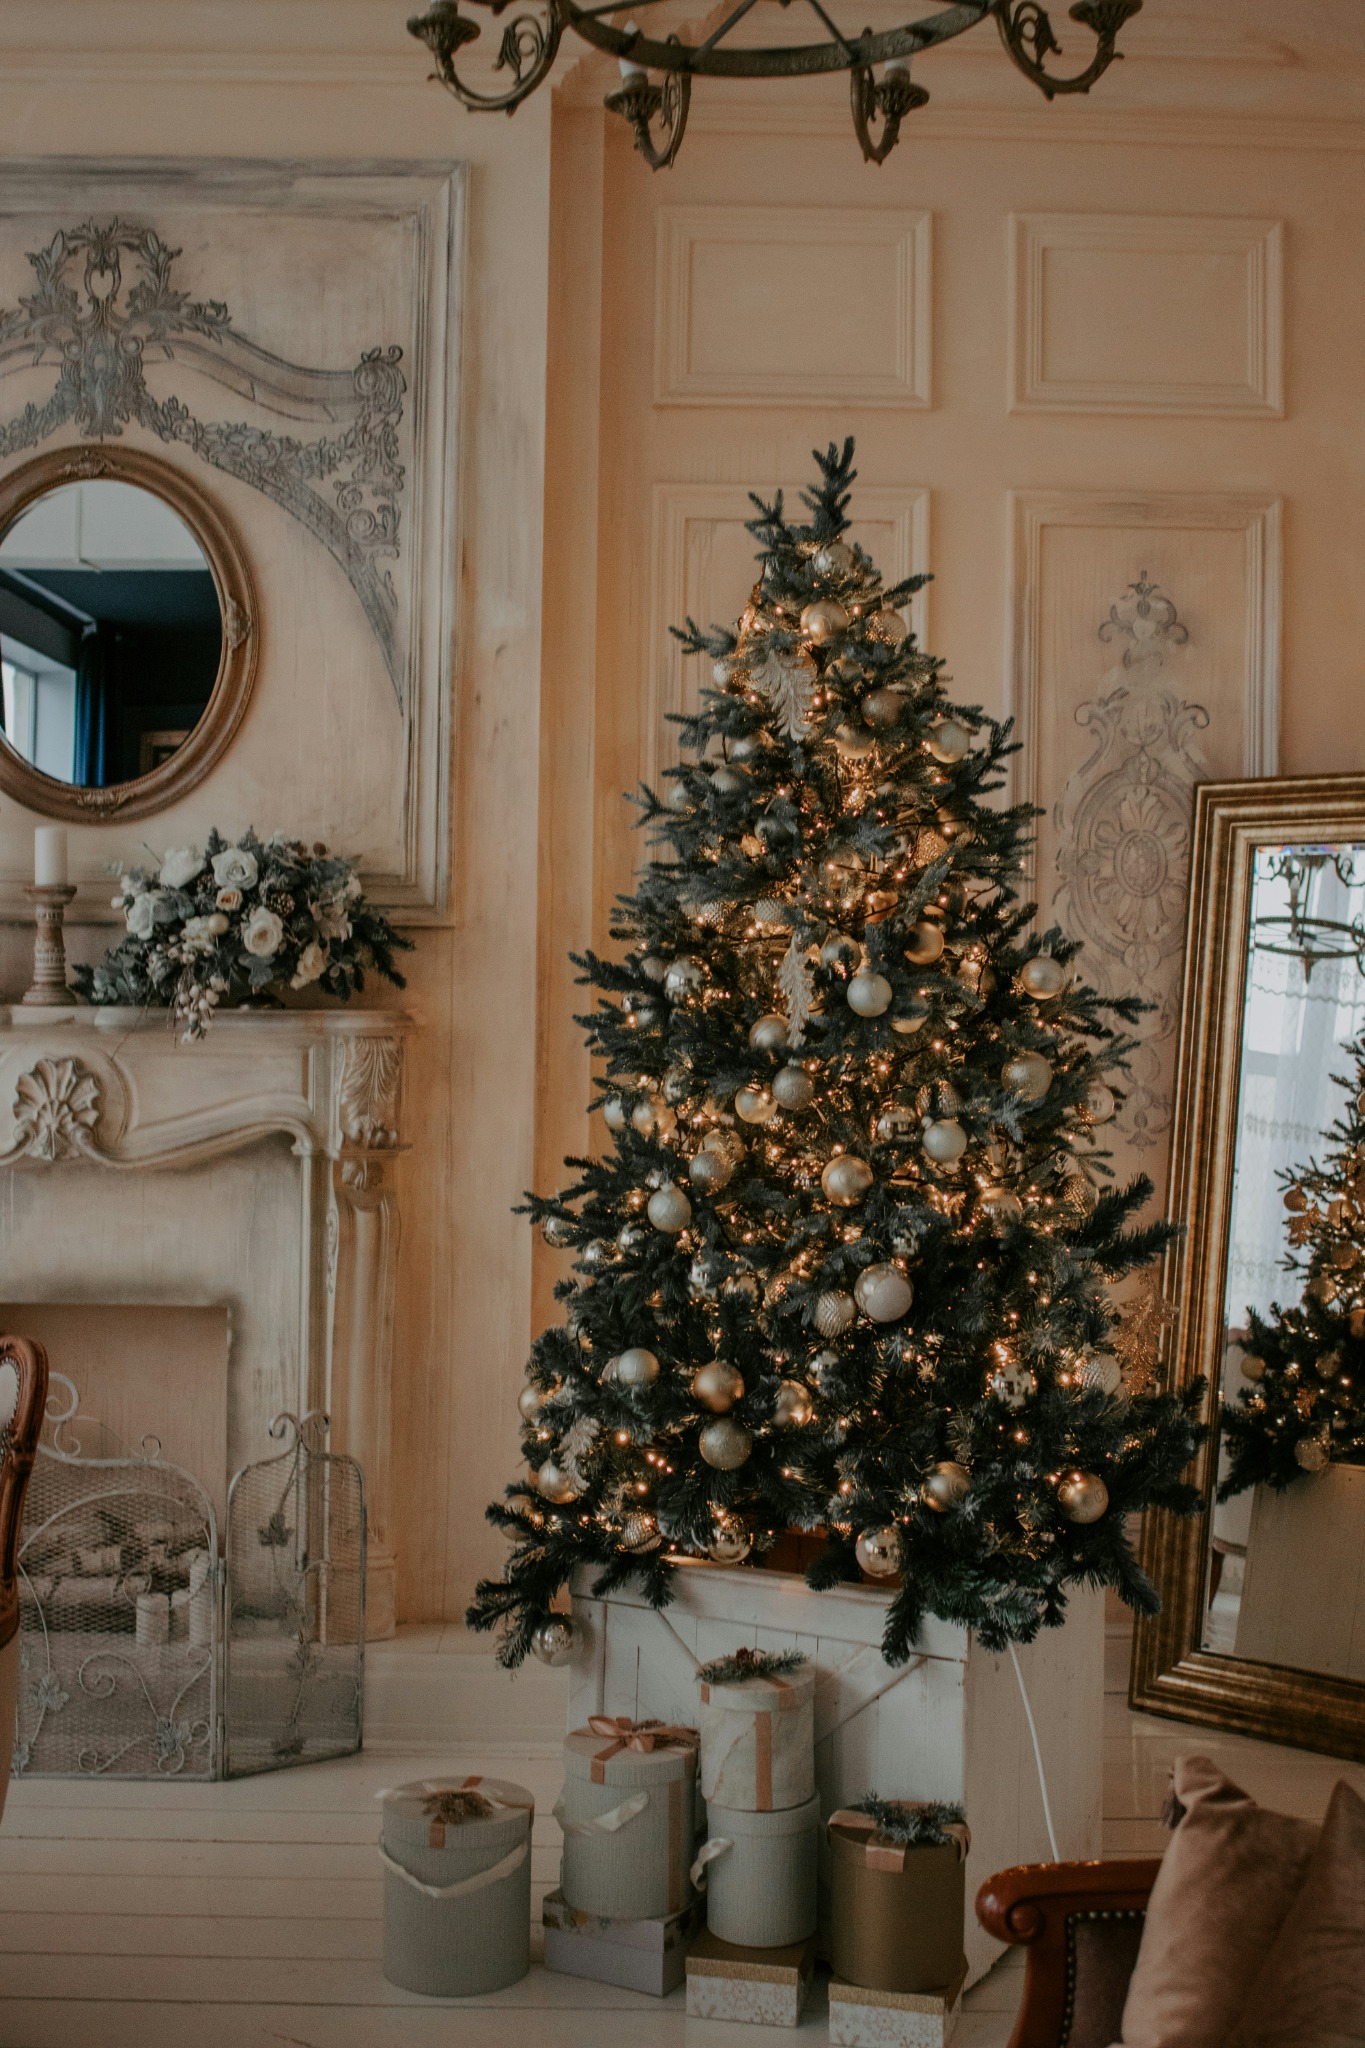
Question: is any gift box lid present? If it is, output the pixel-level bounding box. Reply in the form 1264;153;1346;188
698;1660;816;1713
704;1789;822;1840
828;1804;971;1870
381;1776;534;1857
565;1717;699;1788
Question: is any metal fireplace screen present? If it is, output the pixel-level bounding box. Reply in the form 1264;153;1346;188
13;1381;364;1781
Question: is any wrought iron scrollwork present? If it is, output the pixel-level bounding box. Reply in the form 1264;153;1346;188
993;0;1141;99
850;61;930;166
408;0;563;114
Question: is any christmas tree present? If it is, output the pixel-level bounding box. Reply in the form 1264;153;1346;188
470;442;1202;1668
1221;1035;1365;1498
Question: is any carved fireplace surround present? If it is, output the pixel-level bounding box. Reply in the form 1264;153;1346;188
0;1005;410;1637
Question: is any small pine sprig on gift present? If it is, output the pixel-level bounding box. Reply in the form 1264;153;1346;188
75;828;411;1040
849;1794;967;1848
696;1646;809;1686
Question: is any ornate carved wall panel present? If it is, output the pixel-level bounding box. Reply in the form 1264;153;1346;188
0;161;465;919
1010;490;1280;1194
653;206;932;408
647;482;929;787
1009;213;1284;417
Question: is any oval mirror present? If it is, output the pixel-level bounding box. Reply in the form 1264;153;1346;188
0;449;255;823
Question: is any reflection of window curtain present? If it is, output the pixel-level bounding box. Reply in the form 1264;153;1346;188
73;626;109;787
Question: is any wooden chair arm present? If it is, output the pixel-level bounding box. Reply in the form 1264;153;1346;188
976;1860;1161;2048
0;1336;49;1653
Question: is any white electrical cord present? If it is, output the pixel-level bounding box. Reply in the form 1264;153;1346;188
1008;1641;1060;1863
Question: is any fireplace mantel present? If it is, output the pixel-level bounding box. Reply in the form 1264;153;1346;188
0;1004;412;1636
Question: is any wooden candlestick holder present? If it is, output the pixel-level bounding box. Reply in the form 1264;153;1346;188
21;884;78;1006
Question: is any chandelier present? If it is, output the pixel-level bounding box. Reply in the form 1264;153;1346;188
408;0;1142;169
1253;850;1365;985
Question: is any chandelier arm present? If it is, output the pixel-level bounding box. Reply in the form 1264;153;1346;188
604;62;691;168
696;0;763;60
561;0;992;79
799;0;859;65
992;0;1141;100
850;61;928;163
408;0;564;110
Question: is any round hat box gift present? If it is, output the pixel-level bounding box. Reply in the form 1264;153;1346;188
828;1808;968;1993
693;1792;821;1948
380;1776;533;1997
698;1659;816;1813
557;1717;699;1921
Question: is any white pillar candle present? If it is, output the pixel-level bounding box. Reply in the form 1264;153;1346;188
619;19;647;80
33;826;68;887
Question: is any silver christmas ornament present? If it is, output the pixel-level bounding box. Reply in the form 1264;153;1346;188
815;1290;856;1337
847;970;894;1017
823;1154;874;1204
813;540;855;576
692;1360;745;1412
1019;954;1067;1000
662;1065;693;1105
810;1348;841;1383
542;1214;575;1247
640;954;668;983
622;994;659;1028
711;764;749;796
1294;1436;1330;1473
690;1147;735;1192
922;1118;967;1164
1003;1051;1053;1102
729;733;766;764
665;779;690;812
855;1526;901;1578
749;1013;790;1052
903;921;945;966
616;1346;661;1388
664;956;705;999
632;1096;677;1139
862;688;902;729
920;1460;971;1512
1057;1471;1109;1523
926;717;971;763
772;1065;815;1111
834;723;875;759
854;1264;914;1322
891;1002;930;1037
688;1255;722;1300
821;933;862;972
868;608;908;646
736;1085;779;1125
647;1183;692;1233
537;1459;581;1504
1240;1352;1267;1381
699;1417;753;1469
801;598;848;643
1078;1350;1123;1396
978;1185;1024;1226
517;1384;545;1423
875;1108;917;1144
707;1516;753;1564
603;1097;628;1132
988;1363;1036;1410
773;1379;814;1426
1086;1082;1117;1124
531;1617;576;1666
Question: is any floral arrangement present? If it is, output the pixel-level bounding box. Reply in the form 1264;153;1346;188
695;1646;809;1686
76;828;410;1039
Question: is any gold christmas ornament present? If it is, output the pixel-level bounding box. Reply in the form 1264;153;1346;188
690;1147;735;1192
903;921;945;966
772;1065;815;1111
699;1417;753;1469
707;1515;753;1564
862;688;903;729
531;1616;576;1666
736;1084;779;1125
542;1213;575;1247
664;956;705;999
867;608;908;646
517;1384;545;1423
1057;1471;1109;1523
855;1525;900;1578
847;970;893;1017
821;932;861;972
988;1363;1035;1410
1085;1082;1117;1124
813;541;855;577
1078;1350;1123;1395
647;1183;692;1232
749;1013;790;1052
692;1360;745;1412
920;1460;971;1511
710;764;748;796
822;1154;874;1204
1283;1185;1308;1213
619;1511;662;1553
854;1263;914;1322
631;1095;677;1139
922;1118;967;1164
773;1379;814;1426
815;1290;857;1337
891;999;930;1036
615;1346;661;1388
1018;954;1067;1000
1350;1307;1365;1340
801;598;849;643
537;1459;581;1504
1294;1436;1330;1473
834;723;875;759
978;1185;1024;1226
1002;1050;1053;1102
926;717;971;763
1239;1352;1267;1381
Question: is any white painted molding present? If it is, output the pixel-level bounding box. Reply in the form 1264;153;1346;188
653;205;931;409
1006;486;1282;819
1009;213;1284;418
646;482;930;791
0;1006;412;1636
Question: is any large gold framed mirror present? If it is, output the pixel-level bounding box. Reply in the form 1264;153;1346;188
0;447;256;822
1133;773;1365;1760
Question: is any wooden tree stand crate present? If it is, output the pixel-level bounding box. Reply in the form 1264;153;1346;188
569;1559;1103;1984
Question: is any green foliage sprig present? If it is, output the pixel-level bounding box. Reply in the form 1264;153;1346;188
696;1646;809;1685
848;1794;967;1848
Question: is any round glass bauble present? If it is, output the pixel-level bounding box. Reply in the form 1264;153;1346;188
692;1361;745;1412
833;723;875;759
707;1516;753;1564
749;1013;790;1052
542;1213;575;1248
664;956;705;1000
1019;954;1067;1000
1078;1351;1123;1396
920;1461;971;1512
772;1065;815;1111
801;598;848;643
855;1525;900;1578
710;765;748;797
854;1263;914;1322
699;1417;753;1470
721;1270;762;1305
603;1097;628;1132
1294;1437;1330;1473
813;540;855;576
821;933;861;972
647;1184;692;1233
736;1085;779;1125
517;1384;545;1423
891;1002;930;1037
665;780;690;812
662;1065;693;1105
537;1459;581;1504
847;971;893;1017
1057;1471;1109;1523
978;1185;1024;1226
619;1512;662;1553
531;1617;576;1666
1086;1082;1117;1124
903;922;945;966
632;1096;676;1139
690;1147;734;1192
616;1347;660;1389
773;1379;814;1426
922;1118;967;1164
868;609;908;646
862;688;902;729
815;1290;856;1337
1003;1051;1053;1102
926;717;971;763
822;1154;874;1204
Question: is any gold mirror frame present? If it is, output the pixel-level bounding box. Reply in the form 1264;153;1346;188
0;446;257;823
1131;772;1365;1762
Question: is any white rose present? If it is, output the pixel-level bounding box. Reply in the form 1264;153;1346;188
126;892;160;940
215;888;243;913
160;847;204;890
291;941;329;990
242;907;285;959
212;847;259;892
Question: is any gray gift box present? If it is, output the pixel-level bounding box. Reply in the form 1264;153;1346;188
542;1886;703;1996
696;1791;821;1949
380;1775;533;1998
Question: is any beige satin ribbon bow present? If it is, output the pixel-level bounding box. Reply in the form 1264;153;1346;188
828;1806;972;1871
584;1715;699;1781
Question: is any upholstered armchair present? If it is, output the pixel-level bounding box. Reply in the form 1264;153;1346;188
976;1859;1162;2048
0;1336;48;1822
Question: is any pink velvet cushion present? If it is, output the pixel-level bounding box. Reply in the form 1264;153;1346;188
1115;1755;1318;2048
1230;1779;1365;2048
